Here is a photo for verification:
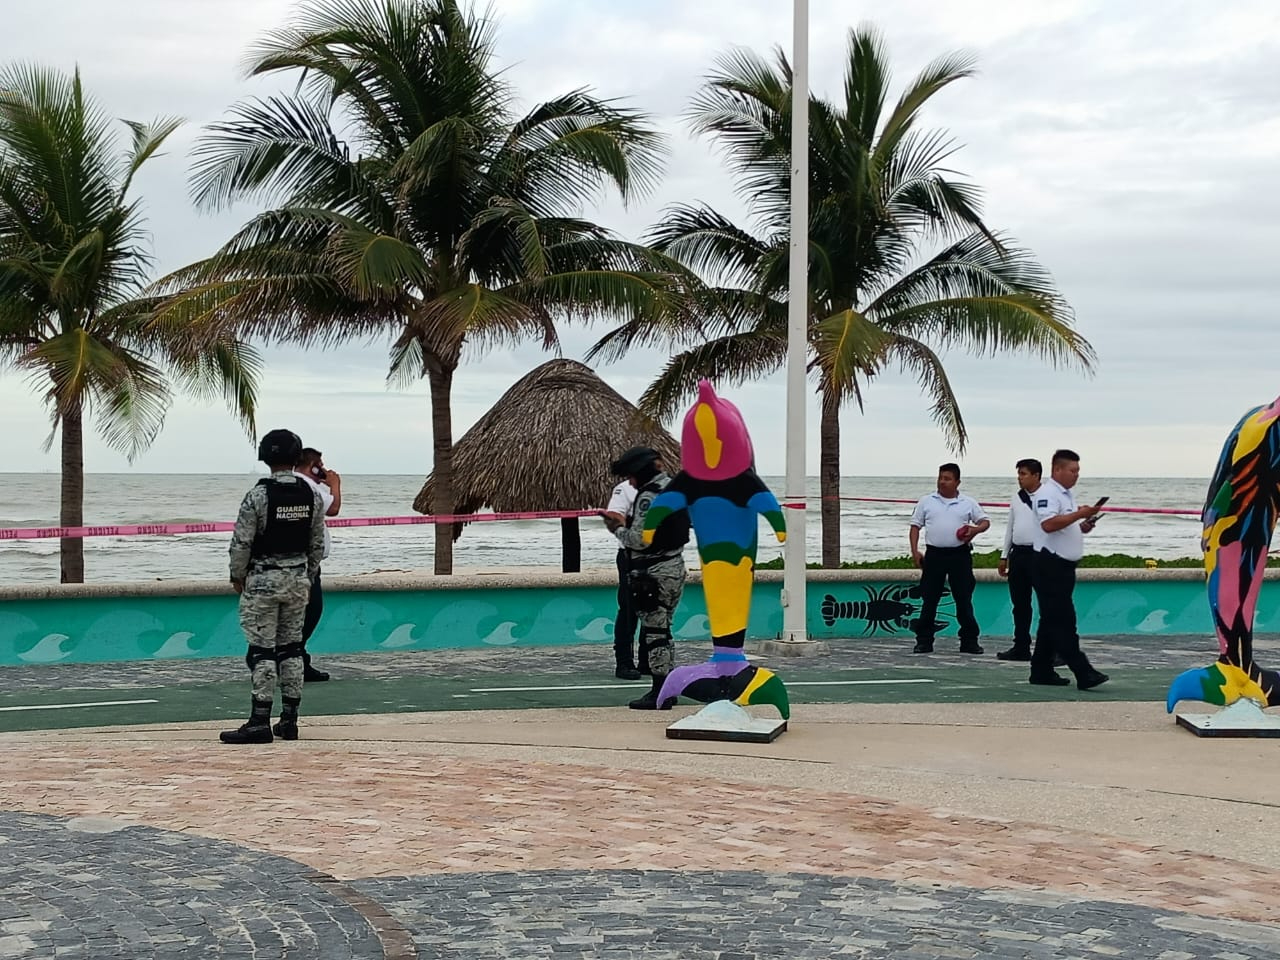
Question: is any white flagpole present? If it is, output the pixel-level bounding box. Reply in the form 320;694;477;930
781;0;809;643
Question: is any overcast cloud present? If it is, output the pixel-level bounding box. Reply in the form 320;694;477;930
3;0;1278;478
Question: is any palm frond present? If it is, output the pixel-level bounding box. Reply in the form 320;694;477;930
119;116;184;200
646;203;769;288
637;329;788;420
189;96;354;210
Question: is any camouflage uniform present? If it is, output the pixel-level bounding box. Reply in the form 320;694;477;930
615;472;686;679
229;471;325;727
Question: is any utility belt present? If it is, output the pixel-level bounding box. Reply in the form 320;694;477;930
248;558;307;573
628;551;682;573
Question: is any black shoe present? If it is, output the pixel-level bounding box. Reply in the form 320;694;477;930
219;722;273;744
272;720;299;741
1029;673;1071;686
615;666;642;681
958;642;984;655
912;641;934;654
628;691;660;710
1078;671;1110;691
304;666;330;683
997;647;1031;661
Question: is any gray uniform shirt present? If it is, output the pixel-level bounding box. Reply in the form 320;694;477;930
229;471;326;582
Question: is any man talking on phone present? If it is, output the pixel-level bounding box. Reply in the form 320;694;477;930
1028;448;1109;689
295;447;342;682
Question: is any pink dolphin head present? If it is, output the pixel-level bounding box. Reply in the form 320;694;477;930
681;379;754;480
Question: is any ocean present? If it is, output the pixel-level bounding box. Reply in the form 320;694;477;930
0;473;1210;585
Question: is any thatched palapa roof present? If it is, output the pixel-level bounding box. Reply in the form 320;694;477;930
413;359;680;536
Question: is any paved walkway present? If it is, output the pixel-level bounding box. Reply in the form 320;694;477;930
3;636;1280;957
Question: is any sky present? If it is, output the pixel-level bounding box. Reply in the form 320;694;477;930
3;0;1279;478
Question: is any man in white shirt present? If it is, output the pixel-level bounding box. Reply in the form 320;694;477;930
996;458;1042;662
295;447;342;683
604;477;641;679
908;463;991;654
1029;448;1108;689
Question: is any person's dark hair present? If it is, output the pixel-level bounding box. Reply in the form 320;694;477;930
1052;449;1080;467
1015;458;1042;477
938;462;961;481
299;447;322;465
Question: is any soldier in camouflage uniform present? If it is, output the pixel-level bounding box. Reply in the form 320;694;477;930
220;429;326;745
604;446;688;710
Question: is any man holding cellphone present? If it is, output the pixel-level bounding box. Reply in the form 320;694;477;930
1029;449;1109;689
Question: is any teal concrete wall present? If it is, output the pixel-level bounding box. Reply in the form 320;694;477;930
0;576;1233;666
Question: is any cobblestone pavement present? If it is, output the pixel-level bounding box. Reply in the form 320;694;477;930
4;748;1280;928
4;795;1280;959
354;870;1280;960
0;811;392;959
3;633;1272;693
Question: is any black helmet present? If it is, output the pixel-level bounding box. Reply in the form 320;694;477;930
258;429;303;466
610;445;659;477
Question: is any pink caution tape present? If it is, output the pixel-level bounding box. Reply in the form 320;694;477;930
0;496;1201;541
781;496;1199;516
0;509;603;541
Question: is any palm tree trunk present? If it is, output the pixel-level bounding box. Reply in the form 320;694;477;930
60;399;86;583
819;386;842;569
427;364;456;575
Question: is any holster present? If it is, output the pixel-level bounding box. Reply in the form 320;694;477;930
630;573;661;613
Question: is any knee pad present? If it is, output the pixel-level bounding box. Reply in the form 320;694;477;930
245;645;275;670
276;642;306;662
640;627;672;651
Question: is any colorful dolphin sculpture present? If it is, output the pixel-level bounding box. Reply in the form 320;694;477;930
1166;395;1280;712
642;380;790;718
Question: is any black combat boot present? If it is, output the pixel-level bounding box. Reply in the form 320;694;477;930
615;656;642;681
273;695;301;740
220;698;274;744
628;676;676;711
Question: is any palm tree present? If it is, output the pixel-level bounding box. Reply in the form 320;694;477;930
152;0;681;574
591;26;1097;567
0;65;259;583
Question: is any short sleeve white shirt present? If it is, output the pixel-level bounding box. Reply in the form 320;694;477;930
1001;487;1041;558
606;481;636;517
909;492;988;548
294;471;334;560
1032;478;1084;561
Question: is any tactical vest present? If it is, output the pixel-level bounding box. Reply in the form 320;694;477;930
250;477;315;560
631;476;690;557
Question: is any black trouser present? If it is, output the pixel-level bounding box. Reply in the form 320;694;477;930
301;570;323;669
916;545;979;644
613;549;639;667
1030;550;1096;678
1007;544;1036;650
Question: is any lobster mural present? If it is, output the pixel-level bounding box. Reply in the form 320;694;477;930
819;585;952;636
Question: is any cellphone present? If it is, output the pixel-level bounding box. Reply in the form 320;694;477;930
311;466;327;481
1093;496;1109;508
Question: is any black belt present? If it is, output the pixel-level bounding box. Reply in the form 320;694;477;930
1036;548;1078;566
925;544;971;553
1009;543;1035;552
